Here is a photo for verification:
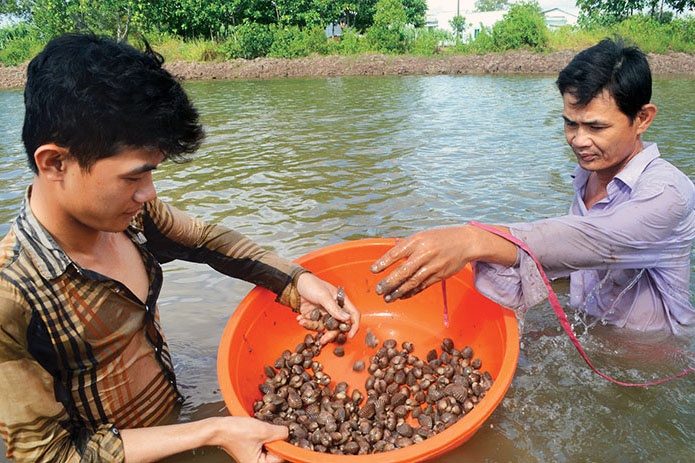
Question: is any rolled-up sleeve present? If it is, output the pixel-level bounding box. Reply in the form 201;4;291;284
473;249;549;312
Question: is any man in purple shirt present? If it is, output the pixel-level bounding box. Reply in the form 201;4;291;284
370;37;695;333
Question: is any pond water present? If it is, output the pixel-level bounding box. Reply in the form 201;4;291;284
1;74;694;462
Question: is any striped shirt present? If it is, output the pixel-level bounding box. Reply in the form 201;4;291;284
0;190;307;462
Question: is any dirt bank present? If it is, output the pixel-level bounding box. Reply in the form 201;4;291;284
2;51;694;89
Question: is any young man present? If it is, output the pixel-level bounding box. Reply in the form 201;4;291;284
371;38;695;333
0;34;360;463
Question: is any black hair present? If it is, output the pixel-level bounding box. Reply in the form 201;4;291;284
556;37;652;122
22;33;204;173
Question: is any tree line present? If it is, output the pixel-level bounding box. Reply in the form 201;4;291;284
0;0;426;39
0;0;693;65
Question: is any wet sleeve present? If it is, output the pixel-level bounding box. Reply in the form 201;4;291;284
472;249;549;312
471;180;695;313
0;281;124;463
512;182;695;274
139;198;308;309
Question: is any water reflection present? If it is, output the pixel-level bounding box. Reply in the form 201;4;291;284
0;76;693;462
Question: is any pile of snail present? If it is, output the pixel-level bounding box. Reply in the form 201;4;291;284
253;312;493;455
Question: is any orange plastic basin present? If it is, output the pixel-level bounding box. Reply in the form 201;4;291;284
217;238;519;463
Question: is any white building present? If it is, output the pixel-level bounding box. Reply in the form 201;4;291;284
462;10;506;42
542;7;579;29
425;1;580;37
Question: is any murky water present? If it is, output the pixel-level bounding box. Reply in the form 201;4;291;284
1;75;694;462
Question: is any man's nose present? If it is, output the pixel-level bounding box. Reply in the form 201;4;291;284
134;177;156;203
571;126;592;148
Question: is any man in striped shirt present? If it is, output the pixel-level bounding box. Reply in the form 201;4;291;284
0;33;359;463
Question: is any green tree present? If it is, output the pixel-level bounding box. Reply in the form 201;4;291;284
403;0;427;27
149;0;241;38
0;0;32;18
475;0;509;11
367;0;407;53
222;21;273;58
1;0;429;45
449;14;466;43
577;0;645;26
2;0;150;40
337;0;425;32
491;0;548;51
577;0;695;27
273;0;321;27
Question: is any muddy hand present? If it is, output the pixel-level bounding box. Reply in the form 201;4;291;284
370;228;469;302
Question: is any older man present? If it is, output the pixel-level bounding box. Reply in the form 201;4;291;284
372;37;695;333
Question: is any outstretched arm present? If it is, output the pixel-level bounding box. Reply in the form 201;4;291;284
370;224;518;302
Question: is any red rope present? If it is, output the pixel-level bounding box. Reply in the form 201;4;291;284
441;279;450;327
468;221;695;387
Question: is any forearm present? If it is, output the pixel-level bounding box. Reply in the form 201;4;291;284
120;418;221;463
462;223;518;267
371;224;519;302
509;182;695;272
121;416;288;463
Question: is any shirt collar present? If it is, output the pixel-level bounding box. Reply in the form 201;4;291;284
13;186;74;279
572;142;660;192
13;186;148;280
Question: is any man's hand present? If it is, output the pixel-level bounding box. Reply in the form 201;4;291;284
121;416;288;463
212;417;288;463
295;273;360;343
370;225;517;302
370;227;471;302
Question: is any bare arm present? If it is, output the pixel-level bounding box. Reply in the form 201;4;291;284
121;416;288;463
370;224;518;302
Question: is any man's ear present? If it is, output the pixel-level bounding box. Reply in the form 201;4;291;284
636;104;657;135
34;144;70;179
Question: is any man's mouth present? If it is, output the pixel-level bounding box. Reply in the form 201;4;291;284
576;151;597;162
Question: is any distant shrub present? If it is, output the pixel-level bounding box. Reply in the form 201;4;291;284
408;28;450;55
222;23;274;59
367;0;408;54
491;1;549;51
326;28;367;55
550;15;695;55
0;23;44;65
467;26;497;54
268;25;312;58
612;15;695;54
303;27;332;56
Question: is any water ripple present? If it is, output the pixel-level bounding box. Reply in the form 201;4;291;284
1;77;694;463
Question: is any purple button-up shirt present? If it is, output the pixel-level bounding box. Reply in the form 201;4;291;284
474;143;695;333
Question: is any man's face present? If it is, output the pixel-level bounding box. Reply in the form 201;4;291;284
59;147;164;233
562;89;646;180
